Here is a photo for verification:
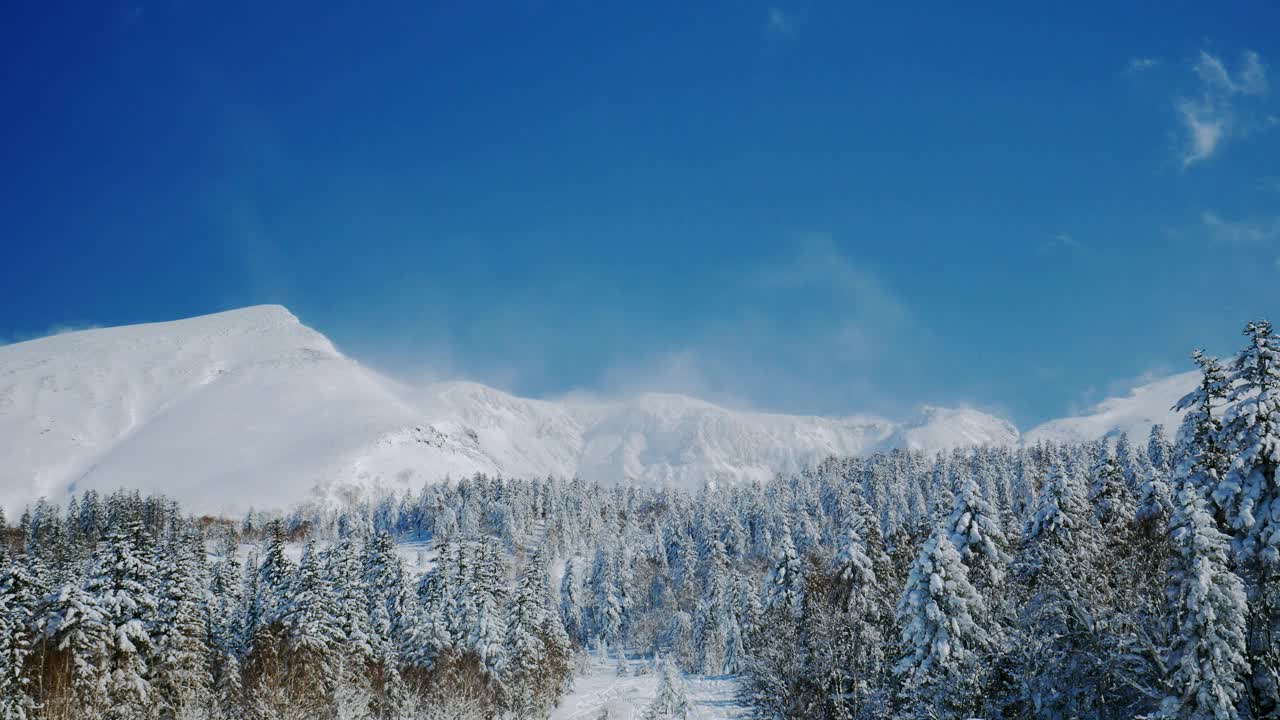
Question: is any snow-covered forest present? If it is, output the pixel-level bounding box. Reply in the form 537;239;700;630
1;319;1278;719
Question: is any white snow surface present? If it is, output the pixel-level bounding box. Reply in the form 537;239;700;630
551;652;745;720
0;305;1188;514
1024;371;1196;445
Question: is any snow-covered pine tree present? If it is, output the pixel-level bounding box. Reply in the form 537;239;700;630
363;531;415;661
588;541;626;647
84;522;160;720
470;537;511;680
1217;322;1280;559
0;560;37;720
208;530;246;660
828;517;889;718
41;579;110;716
325;536;373;665
1216;321;1280;711
894;525;991;719
1014;452;1114;718
255;520;294;629
280;541;342;710
559;555;587;647
643;659;690;720
1022;453;1094;559
1088;437;1137;531
1149;423;1174;473
505;561;549;715
1162;469;1249;720
762;516;803;619
152;529;214;719
415;544;455;669
325;535;373;712
692;534;734;675
1114;431;1142;495
1137;424;1176;527
1174;351;1233;527
944;476;1010;592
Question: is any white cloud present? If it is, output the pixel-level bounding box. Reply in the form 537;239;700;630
1195;50;1268;95
1201;210;1280;245
1040;232;1083;252
1177;99;1227;165
1127;57;1159;75
1176;50;1272;167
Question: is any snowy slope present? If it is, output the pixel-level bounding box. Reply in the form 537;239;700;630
552;653;745;720
0;306;493;514
1024;371;1197;445
0;305;1020;513
888;405;1020;452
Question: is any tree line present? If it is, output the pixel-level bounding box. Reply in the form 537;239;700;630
0;319;1276;719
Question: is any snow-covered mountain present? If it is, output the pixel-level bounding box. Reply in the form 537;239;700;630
0;306;1032;514
1024;372;1196;445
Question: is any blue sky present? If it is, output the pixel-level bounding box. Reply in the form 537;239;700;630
3;1;1278;427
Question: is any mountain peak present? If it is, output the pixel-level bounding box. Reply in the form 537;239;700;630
0;305;1196;513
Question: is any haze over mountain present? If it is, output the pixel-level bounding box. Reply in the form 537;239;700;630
0;306;1191;514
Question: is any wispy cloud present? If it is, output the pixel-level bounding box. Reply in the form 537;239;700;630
582;235;928;417
1127;57;1159;75
1201;210;1280;245
1195;50;1268;95
766;7;793;35
0;323;103;348
1067;366;1175;417
1176;50;1271;167
1040;232;1084;253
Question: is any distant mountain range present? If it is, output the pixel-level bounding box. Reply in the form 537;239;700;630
0;306;1190;514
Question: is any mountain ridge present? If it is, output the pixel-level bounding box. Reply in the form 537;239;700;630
0;306;1189;513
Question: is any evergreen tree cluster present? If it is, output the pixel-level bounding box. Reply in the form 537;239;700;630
1;319;1277;719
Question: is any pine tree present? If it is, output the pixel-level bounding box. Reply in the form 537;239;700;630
643;659;691;720
559;555;586;647
894;526;990;719
1088;437;1137;531
207;532;246;715
284;541;341;659
762;517;803;619
1137;424;1176;527
469;538;510;678
1162;472;1249;720
414;546;454;669
505;564;549;714
85;522;160;720
1014;452;1110;719
944;476;1009;592
589;542;626;646
1022;454;1093;554
1174;351;1234;527
255;520;294;628
0;565;36;720
153;531;214;719
1217;321;1280;561
42;580;110;715
326;537;373;662
823;516;890;719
